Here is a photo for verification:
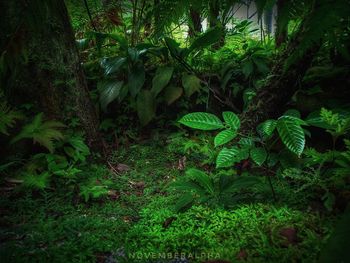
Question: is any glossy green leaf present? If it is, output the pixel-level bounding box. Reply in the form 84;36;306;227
188;27;223;53
182;74;201;97
259;119;277;137
214;129;237;147
185;168;214;194
163;85;183;105
222;111;240;130
216;147;240;168
100;57;127;75
136;90;156;126
250;147;267;166
179;112;224;130
277;116;306;156
151;66;174;97
128;64;145;98
99;80;124;111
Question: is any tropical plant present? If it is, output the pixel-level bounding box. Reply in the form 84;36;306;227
169;168;262;211
179;110;307;168
11;113;65;153
79;177;112;202
177;110;311;202
97;27;224;125
306;108;350;147
0;95;22;135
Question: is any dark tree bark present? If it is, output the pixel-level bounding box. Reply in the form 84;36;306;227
275;0;288;47
0;0;103;152
209;1;220;28
188;8;202;37
208;0;225;48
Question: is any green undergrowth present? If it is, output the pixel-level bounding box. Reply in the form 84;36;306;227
0;135;336;263
127;202;332;263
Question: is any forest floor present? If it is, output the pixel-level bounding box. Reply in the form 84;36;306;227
0;133;336;263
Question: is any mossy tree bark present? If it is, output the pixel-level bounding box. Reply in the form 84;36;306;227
0;0;103;151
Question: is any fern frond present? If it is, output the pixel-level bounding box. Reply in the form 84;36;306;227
0;101;22;135
11;113;65;153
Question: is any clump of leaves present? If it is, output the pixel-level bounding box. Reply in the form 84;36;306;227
11;113;65;153
169;168;262;211
0;97;22;135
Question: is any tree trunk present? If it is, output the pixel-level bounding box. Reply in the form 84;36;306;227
209;1;220;28
0;0;103;152
188;8;202;37
208;0;225;48
275;0;288;47
240;27;319;133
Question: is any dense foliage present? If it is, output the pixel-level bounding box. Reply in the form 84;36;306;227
1;0;350;262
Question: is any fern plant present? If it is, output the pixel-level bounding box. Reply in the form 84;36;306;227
11;113;65;153
0;97;22;136
169;168;262;211
282;142;350;211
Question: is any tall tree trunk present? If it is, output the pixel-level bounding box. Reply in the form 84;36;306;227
188;8;202;37
208;0;225;48
209;0;220;28
275;0;288;47
0;0;103;152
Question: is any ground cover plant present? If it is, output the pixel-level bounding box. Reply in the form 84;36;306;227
1;0;350;262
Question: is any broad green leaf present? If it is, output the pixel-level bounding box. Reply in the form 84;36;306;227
236;148;250;162
214;129;237;147
163;85;183;105
277;116;306;156
164;37;183;59
222;111;240;130
216;147;240;168
99;80;123;111
174;193;194;212
186;168;214;194
128;48;139;62
250;147;267;166
182;74;201;97
238;138;254;148
128;64;145;98
107;33;128;50
118;84;129;102
259;119;277;137
136;90;156;126
179;112;224;130
284;109;301;118
241;60;254;78
100;57;127;75
188;27;223;53
151;66;174;97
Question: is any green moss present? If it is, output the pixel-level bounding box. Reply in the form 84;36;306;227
126;203;332;262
